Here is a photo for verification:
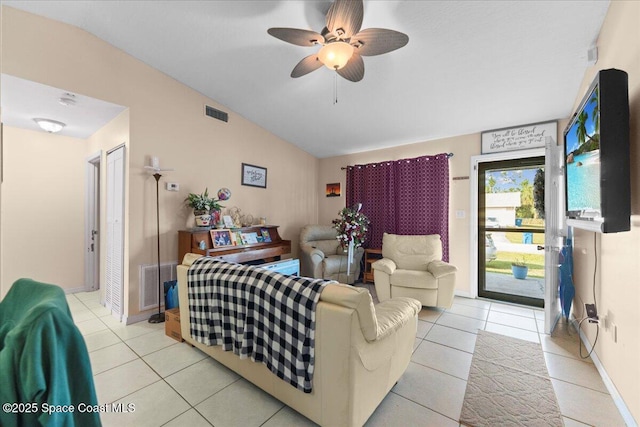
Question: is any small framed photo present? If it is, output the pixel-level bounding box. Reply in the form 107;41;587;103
222;215;235;228
326;182;341;197
210;229;233;248
242;163;267;188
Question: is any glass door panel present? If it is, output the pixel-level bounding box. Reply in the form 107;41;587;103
478;157;545;307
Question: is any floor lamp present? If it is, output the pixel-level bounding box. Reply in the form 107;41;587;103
145;157;173;324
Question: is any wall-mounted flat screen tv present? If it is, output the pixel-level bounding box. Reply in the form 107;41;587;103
563;68;630;233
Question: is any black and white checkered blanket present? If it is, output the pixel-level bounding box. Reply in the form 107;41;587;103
187;257;332;393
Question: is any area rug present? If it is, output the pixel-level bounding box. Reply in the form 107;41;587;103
460;330;563;427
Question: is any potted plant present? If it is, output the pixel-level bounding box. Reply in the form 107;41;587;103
332;205;370;250
511;255;529;280
185;188;231;227
332;204;370;276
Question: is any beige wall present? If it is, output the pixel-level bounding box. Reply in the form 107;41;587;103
0;7;319;318
569;1;640;421
1;127;87;294
319;133;480;295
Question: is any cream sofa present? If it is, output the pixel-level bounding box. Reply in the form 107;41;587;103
373;233;457;309
299;224;364;284
177;254;421;427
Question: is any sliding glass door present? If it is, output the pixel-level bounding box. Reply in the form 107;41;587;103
478;157;545;307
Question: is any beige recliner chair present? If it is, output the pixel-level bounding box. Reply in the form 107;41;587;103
373;233;457;308
299;225;364;284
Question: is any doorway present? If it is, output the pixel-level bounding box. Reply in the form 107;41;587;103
477;156;546;307
85;153;101;291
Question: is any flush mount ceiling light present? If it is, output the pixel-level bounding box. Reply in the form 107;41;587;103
33;118;66;133
268;0;409;82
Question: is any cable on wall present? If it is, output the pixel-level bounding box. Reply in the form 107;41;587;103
578;232;599;359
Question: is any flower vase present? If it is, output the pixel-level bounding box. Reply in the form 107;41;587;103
211;210;221;226
194;210;211;227
347;240;354;276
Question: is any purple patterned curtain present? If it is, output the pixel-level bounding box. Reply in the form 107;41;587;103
346;161;395;250
346;153;450;261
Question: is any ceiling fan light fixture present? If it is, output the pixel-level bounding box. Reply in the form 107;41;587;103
268;0;407;81
318;41;354;70
33;118;66;133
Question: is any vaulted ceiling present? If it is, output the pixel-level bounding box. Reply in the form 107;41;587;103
3;1;610;158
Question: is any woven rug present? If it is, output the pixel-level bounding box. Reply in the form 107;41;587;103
460;330;563;427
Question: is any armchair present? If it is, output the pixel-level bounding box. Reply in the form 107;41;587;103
372;233;457;308
299;225;364;284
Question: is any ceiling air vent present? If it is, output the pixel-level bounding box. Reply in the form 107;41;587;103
205;105;228;123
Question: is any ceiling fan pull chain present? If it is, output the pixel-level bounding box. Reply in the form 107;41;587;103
334;72;338;105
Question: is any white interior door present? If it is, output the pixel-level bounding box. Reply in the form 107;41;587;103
106;146;125;319
544;136;564;334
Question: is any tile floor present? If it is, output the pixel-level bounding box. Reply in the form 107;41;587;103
68;286;626;427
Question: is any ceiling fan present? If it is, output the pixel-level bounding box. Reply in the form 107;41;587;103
267;0;409;82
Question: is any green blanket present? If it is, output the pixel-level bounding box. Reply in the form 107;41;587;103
0;279;101;427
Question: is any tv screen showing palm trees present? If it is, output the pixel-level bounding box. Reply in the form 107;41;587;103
565;85;600;216
563;68;630;233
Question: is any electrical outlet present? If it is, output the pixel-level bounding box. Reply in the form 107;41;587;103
166;182;179;191
585;303;598;319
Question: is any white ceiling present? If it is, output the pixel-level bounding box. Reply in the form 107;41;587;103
1;74;126;139
3;1;610;157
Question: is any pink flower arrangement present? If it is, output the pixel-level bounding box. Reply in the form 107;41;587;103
332;206;370;249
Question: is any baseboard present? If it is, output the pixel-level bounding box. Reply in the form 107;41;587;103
454;289;473;298
123;310;162;325
570;317;638;427
64;286;94;294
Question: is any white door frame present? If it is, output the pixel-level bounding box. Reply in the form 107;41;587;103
469;147;546;299
85;151;101;291
544;137;564;334
470;144;562;333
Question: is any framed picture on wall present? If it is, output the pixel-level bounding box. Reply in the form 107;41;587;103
241;163;267;188
326;182;341;197
211;229;233;248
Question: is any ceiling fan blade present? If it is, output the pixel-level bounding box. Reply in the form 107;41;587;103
267;28;325;47
326;0;363;39
351;28;409;56
291;54;324;78
336;53;364;82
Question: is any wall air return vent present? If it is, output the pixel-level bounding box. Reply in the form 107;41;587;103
139;262;177;311
205;105;228;123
